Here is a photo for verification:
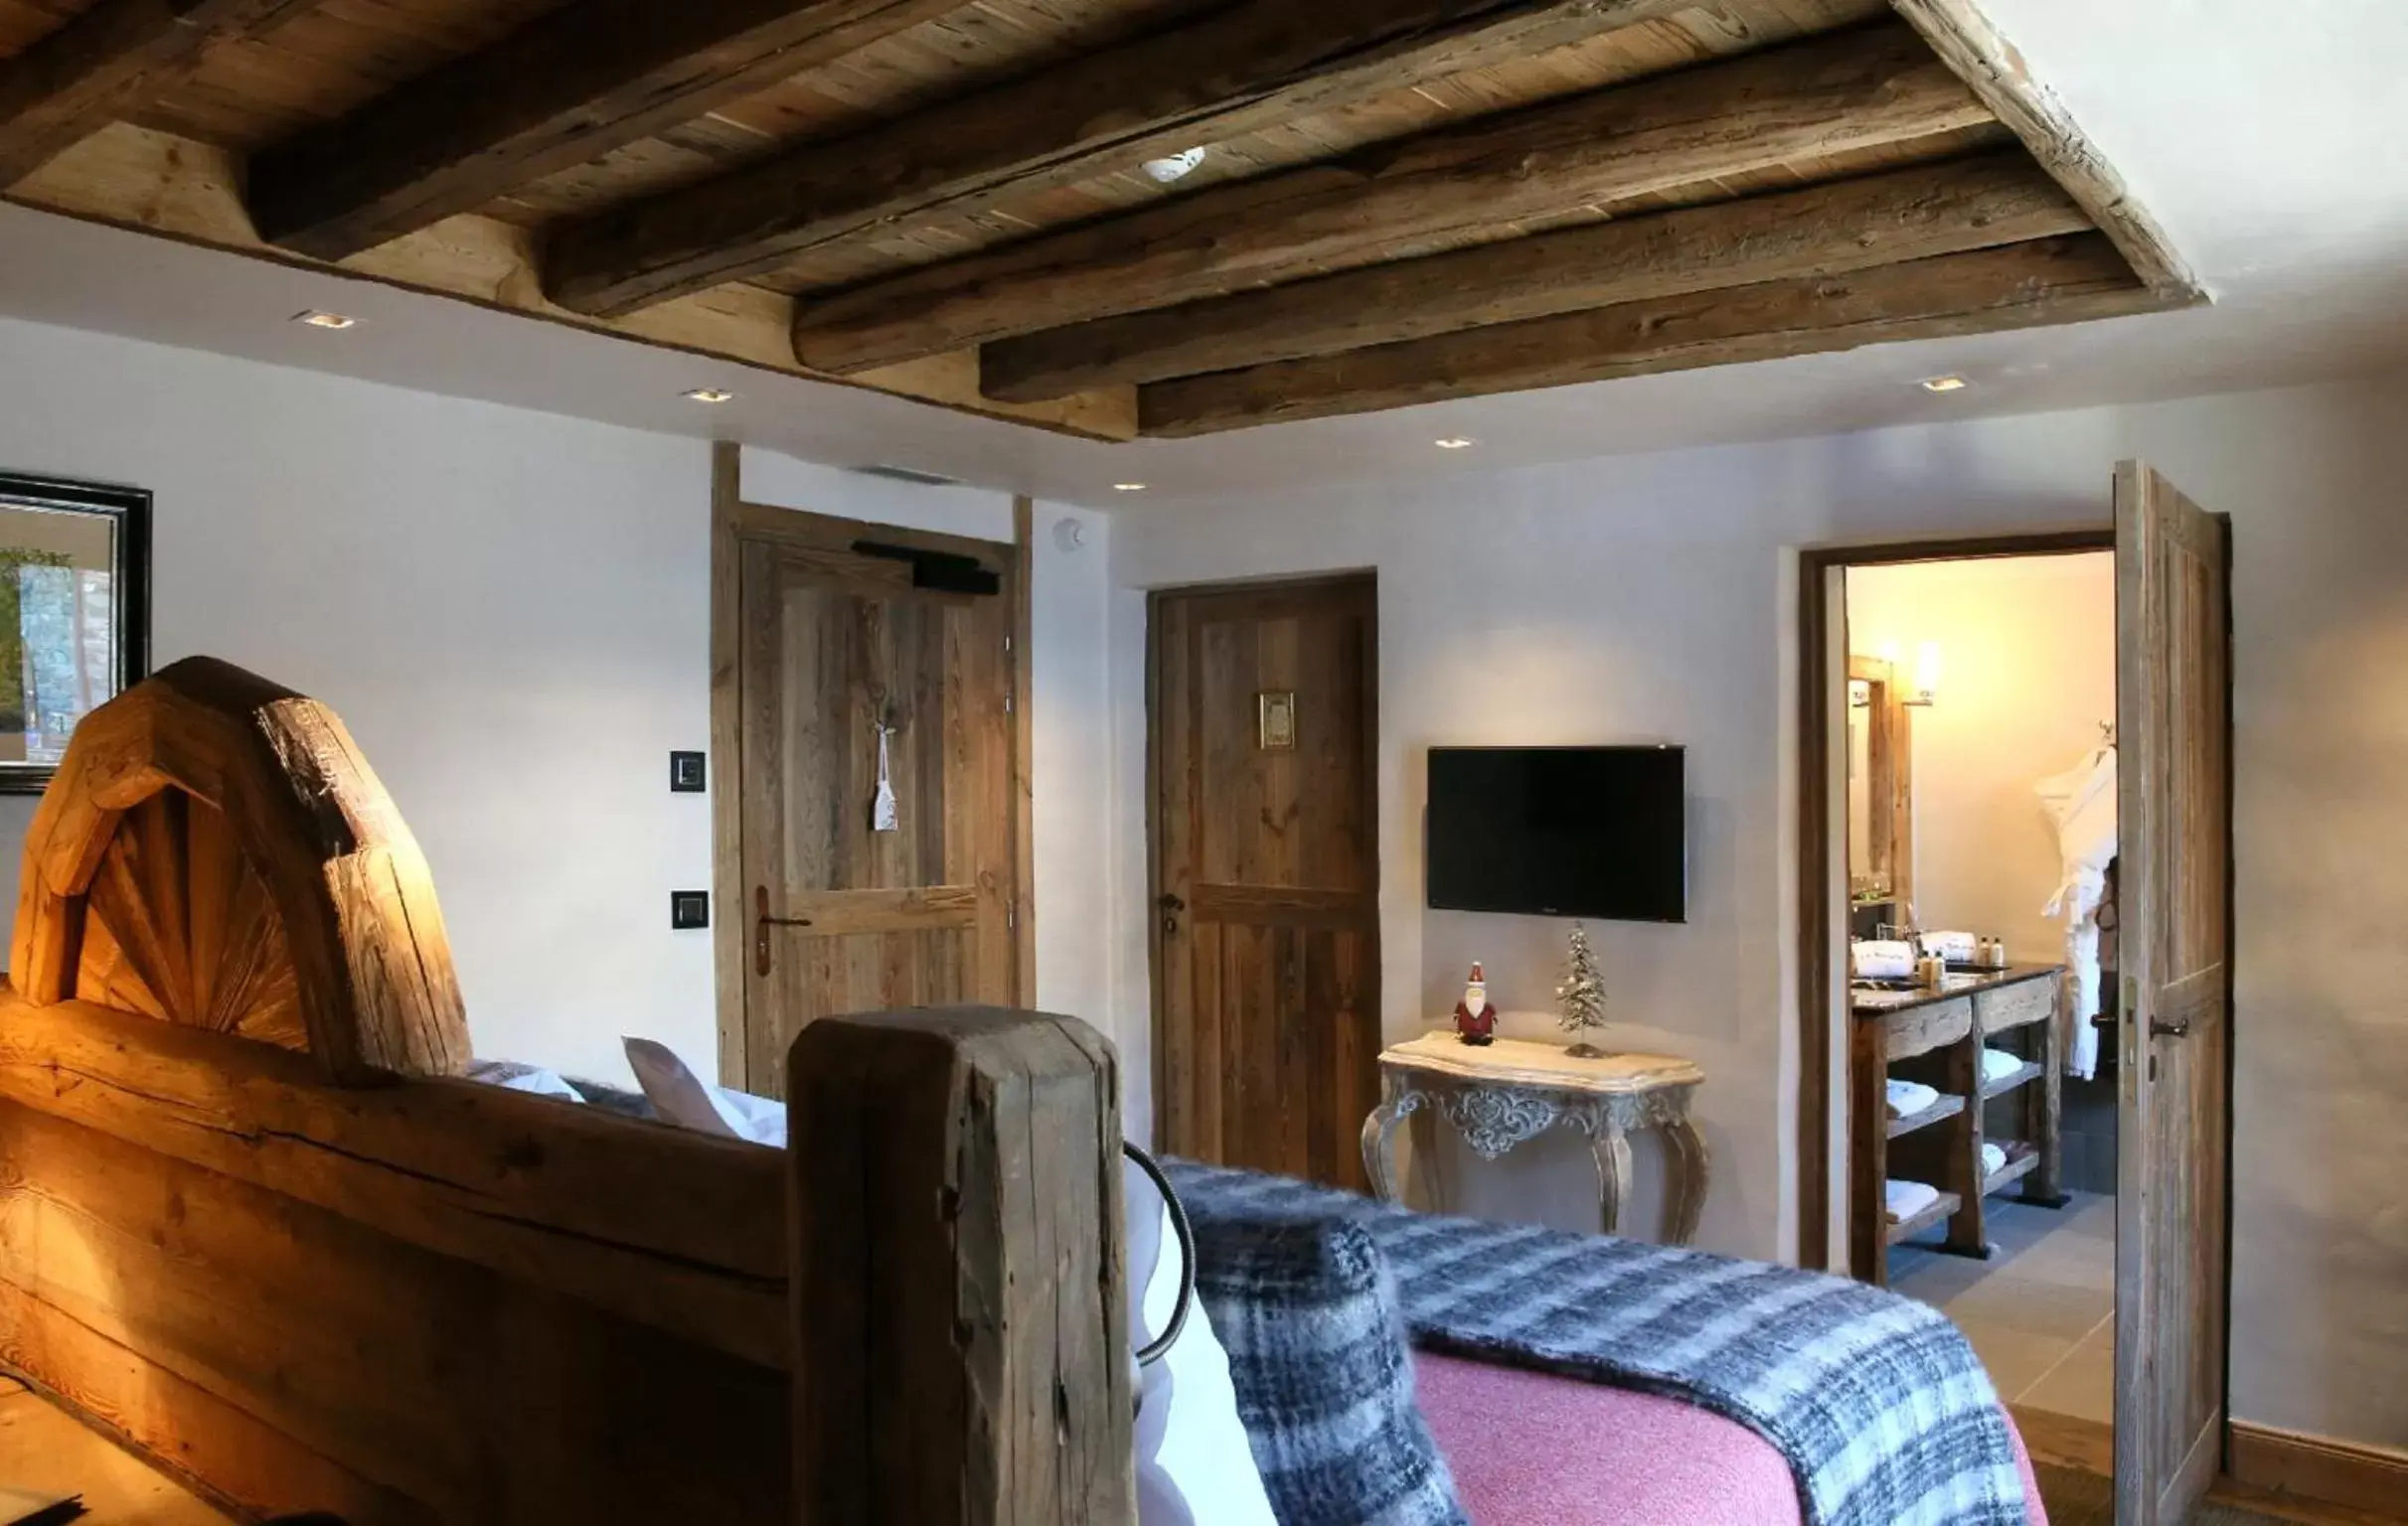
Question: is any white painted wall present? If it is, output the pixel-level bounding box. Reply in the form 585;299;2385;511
1847;552;2118;962
1111;374;2408;1451
0;319;1120;1094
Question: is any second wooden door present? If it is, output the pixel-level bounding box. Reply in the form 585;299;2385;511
1151;576;1380;1190
733;509;1020;1095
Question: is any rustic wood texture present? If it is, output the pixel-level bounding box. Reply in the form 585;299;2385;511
541;0;1702;317
1150;577;1379;1192
792;21;1995;375
733;508;1021;1095
788;1006;1132;1525
711;440;748;1087
245;0;963;260
2113;461;2233;1526
2228;1422;2408;1520
1890;0;2201;297
10;656;469;1083
986;150;2087;399
1011;495;1036;1009
0;0;314;186
1140;231;2160;436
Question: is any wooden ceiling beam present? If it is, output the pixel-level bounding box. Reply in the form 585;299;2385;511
790;19;1997;377
1139;232;2182;436
543;0;1701;320
244;0;965;262
0;0;316;187
984;151;2088;401
1890;0;2201;298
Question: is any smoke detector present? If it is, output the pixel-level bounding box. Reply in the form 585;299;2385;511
1143;147;1207;185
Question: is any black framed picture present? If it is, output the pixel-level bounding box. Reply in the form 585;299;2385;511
0;473;152;794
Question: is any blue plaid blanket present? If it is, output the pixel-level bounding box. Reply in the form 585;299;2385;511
1167;1160;2027;1526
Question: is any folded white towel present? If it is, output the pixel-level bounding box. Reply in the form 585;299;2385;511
1921;930;1978;964
1979;1047;2025;1085
1885;1078;1942;1119
1981;1143;2008;1176
1853;940;1917;980
1885;1179;1942;1224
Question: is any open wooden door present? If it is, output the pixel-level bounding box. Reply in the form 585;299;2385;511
730;508;1020;1095
2114;461;2234;1524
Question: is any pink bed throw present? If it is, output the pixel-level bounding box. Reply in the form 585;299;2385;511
1414;1352;2048;1525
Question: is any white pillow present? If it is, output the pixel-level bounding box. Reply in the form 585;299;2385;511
623;1037;787;1147
1128;1162;1276;1526
465;1059;586;1103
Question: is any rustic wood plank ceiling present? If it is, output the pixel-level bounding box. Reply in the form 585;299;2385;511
0;0;2202;441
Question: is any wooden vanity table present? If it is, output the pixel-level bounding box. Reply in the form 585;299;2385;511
1848;964;2068;1284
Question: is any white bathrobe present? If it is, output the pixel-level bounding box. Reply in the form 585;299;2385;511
2035;745;2116;1080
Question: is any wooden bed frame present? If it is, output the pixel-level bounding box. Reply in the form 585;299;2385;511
0;658;1132;1523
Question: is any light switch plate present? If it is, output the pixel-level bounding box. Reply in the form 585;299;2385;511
670;751;707;793
670;890;710;930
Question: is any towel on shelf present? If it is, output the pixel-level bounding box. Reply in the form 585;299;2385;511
1884;1179;1942;1224
1980;1143;2007;1176
2038;744;2118;1081
1885;1078;1942;1119
1920;930;1978;966
1852;940;1917;980
1979;1047;2025;1086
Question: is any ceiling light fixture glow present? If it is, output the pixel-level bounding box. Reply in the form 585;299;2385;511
293;310;357;330
1434;436;1477;449
1113;482;1149;493
1142;147;1207;184
683;387;736;403
1919;375;1970;394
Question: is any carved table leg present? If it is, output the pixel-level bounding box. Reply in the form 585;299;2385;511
1662;1116;1711;1247
1590;1123;1635;1237
1361;1075;1416;1204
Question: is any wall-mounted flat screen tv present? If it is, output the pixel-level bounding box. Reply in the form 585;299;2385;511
1425;746;1686;923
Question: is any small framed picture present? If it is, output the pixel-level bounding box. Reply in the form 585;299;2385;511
0;473;151;795
1257;690;1297;751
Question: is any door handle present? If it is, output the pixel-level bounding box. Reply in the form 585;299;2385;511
753;886;814;978
1158;891;1185;937
2151;1017;2191;1038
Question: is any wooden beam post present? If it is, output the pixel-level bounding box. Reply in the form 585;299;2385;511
243;0;964;261
788;1006;1132;1526
0;0;317;187
541;0;1698;318
787;20;1994;377
983;151;2090;400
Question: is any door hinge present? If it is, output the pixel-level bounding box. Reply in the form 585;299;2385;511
1005;690;1015;714
1007;905;1017;930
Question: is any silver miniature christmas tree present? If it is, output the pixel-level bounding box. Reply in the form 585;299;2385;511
1555;923;1609;1058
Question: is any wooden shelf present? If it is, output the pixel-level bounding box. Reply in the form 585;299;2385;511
1981;1059;2046;1101
1982;1148;2041;1198
1884;1189;1964;1246
1886;1093;1967;1140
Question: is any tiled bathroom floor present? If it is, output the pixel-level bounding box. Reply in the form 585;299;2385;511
1888;1189;2116;1423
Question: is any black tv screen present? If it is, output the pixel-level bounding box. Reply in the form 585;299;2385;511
1425;746;1686;923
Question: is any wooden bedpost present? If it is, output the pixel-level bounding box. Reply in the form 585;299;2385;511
787;1006;1135;1525
9;656;469;1082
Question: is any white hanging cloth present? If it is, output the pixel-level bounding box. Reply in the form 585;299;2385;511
872;723;899;834
2035;742;2116;1080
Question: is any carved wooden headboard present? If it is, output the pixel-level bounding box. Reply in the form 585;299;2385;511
9;656;468;1082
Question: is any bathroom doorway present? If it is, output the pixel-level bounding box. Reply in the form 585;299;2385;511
1795;466;2237;1521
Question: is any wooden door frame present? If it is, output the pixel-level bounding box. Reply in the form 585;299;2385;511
1143;570;1381;1161
707;443;1036;1089
1794;529;2115;1272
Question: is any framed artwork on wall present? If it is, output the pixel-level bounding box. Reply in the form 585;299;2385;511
0;473;151;794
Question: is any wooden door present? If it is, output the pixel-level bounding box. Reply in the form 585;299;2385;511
1151;577;1379;1190
2114;461;2233;1524
733;510;1019;1095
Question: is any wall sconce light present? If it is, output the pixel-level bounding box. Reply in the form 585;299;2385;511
1905;641;1943;706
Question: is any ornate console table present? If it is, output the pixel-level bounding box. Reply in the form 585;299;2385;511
1362;1032;1709;1245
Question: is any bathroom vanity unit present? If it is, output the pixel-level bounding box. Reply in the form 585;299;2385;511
1848;964;2069;1284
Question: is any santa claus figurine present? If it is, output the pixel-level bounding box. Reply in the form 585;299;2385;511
1453;963;1498;1046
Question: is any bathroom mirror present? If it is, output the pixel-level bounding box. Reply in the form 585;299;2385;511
1846;654;1913;909
0;473;152;794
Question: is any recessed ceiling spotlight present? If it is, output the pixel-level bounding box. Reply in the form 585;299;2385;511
683;387;736;403
293;310;357;330
1113;482;1149;493
1142;147;1207;184
1434;436;1477;450
1919;375;1970;394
